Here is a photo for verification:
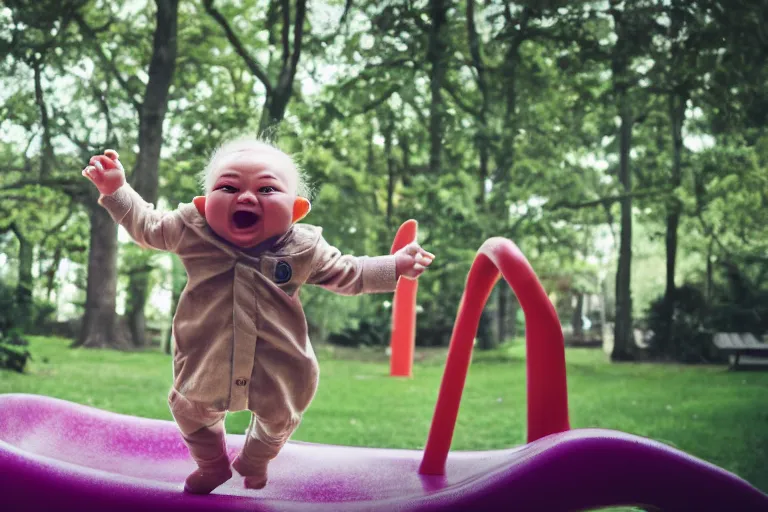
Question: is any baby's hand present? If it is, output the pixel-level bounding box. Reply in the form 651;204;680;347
82;149;125;196
395;242;435;280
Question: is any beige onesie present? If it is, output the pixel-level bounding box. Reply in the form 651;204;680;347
99;183;397;470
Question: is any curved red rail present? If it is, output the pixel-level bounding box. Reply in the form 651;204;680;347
419;237;570;475
389;220;419;377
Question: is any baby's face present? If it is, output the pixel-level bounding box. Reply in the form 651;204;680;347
204;147;298;248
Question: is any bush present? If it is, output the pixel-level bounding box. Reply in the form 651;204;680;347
0;280;33;372
0;280;55;331
646;284;719;363
0;280;18;334
325;301;456;348
708;266;768;335
0;328;31;373
327;319;388;347
31;300;57;327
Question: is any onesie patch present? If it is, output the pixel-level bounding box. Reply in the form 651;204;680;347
274;261;292;284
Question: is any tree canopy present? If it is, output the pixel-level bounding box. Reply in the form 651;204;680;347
1;0;765;360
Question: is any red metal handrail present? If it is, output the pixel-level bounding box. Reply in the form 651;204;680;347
419;237;570;475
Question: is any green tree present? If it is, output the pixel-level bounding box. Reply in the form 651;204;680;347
72;0;179;348
203;0;308;134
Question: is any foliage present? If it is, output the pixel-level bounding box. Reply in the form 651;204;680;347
323;294;458;349
0;281;32;372
646;284;717;363
30;300;58;329
0;280;18;335
1;0;767;356
708;263;768;336
327;318;388;348
647;268;768;363
0;328;32;373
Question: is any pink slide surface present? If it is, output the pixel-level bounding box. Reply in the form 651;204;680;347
1;393;767;511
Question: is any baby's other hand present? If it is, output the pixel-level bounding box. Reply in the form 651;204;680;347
395;242;435;280
82;149;125;196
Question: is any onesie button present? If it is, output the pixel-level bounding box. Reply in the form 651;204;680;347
274;261;292;284
235;378;247;386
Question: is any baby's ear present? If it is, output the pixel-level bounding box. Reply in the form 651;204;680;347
292;197;311;223
193;196;206;217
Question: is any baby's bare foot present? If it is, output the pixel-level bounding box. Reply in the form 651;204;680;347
232;455;269;489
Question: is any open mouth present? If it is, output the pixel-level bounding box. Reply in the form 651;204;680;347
232;210;260;230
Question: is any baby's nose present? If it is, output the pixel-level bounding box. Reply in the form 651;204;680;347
237;190;258;203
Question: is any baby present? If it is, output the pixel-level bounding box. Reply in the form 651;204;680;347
82;138;434;494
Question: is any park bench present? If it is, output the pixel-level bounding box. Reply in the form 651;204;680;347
713;332;768;370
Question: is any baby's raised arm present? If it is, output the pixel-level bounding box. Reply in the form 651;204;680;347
82;150;185;253
306;235;434;295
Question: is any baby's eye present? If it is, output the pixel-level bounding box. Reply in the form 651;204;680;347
259;186;277;193
216;185;237;193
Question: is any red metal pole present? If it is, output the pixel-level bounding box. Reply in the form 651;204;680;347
419;238;569;475
389;220;418;378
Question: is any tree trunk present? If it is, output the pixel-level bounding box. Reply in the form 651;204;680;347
260;90;286;135
705;238;714;303
45;246;63;302
32;59;54;179
126;0;179;348
74;205;120;348
399;133;412;187
662;0;689;317
661;92;686;330
493;6;531;194
126;267;151;347
572;293;584;341
509;295;519;339
477;308;494;350
497;285;508;346
467;0;490;206
612;95;635;361
468;0;505;348
492;272;505;348
205;0;306;134
610;3;635;362
427;0;448;176
258;0;307;135
384;114;396;228
365;126;380;216
490;7;532;347
163;254;185;355
10;225;34;330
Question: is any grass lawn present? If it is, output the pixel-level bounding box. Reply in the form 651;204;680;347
1;335;767;498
